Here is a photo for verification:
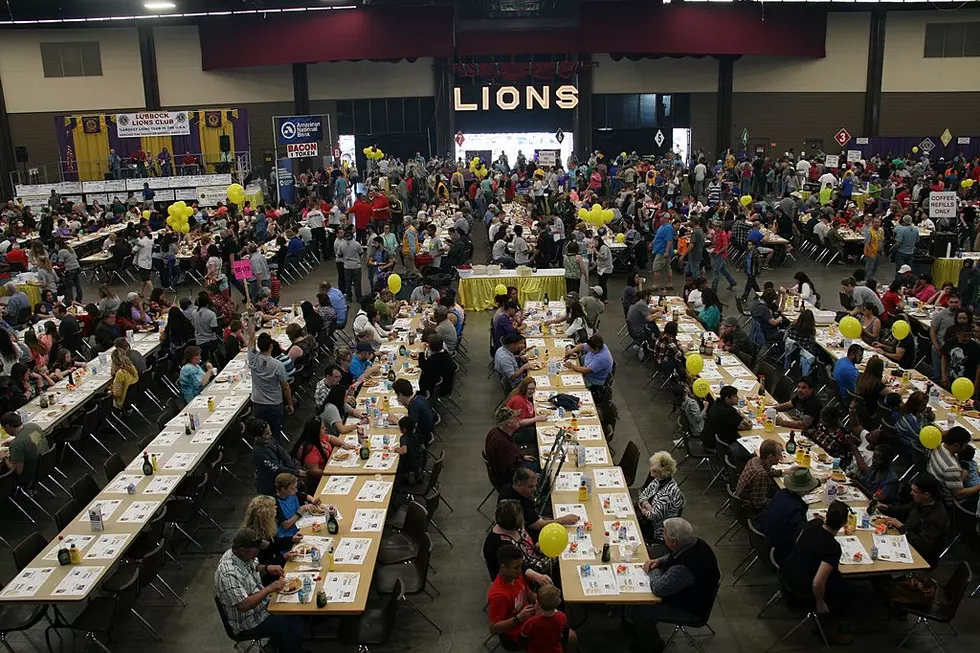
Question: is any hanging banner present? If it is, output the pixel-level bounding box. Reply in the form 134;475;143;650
286;142;319;159
196;186;229;207
824;155;839;169
846;150;862;163
114;111;191;138
276;159;295;205
277;116;323;145
538;150;556;167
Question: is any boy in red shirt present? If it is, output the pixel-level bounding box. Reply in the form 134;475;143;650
488;544;536;649
521;585;574;653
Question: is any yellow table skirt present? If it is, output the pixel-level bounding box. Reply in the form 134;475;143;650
458;274;568;310
17;283;42;308
932;258;966;288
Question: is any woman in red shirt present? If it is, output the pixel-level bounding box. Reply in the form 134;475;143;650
505;377;547;447
290;417;356;486
880;280;905;322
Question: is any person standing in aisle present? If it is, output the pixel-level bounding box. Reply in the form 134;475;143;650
335;229;364;301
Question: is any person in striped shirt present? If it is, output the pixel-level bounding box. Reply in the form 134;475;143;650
927;426;980;507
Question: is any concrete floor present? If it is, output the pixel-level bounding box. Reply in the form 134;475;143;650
3;233;980;653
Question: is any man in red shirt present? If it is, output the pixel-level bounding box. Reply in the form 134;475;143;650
709;220;737;291
370;189;390;234
895;186;911;210
488;544;536;650
349;193;373;244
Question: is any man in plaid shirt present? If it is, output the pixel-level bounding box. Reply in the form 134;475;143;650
735;439;786;515
731;214;751;249
652;321;686;378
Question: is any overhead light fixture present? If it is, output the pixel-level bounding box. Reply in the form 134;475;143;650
144;2;176;10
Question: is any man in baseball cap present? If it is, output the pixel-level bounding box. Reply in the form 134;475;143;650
755;468;818;562
215;528;304;651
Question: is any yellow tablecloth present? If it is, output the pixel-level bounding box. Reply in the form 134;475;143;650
932;258;970;288
458;273;567;310
17;283;42;308
245;187;264;208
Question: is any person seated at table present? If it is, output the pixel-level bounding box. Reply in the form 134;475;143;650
2;282;30;326
784;309;820;372
911;274;937;303
756;468;819;563
240;495;303;585
251;289;284;325
498;468;578;538
213;528;303;652
7;363;41;409
493;301;522;351
850;442;900;504
832;343;863;401
389;378;436;449
719;316;752;359
431;306;458;354
161;305;194;355
628;518;720;653
178;345;215;403
785;271;818;304
736;439;787;515
147;287;172;318
652;321;686;381
487;544;540;651
852;355;888;428
701;385;752;449
876;473;949;568
627;288;663;344
124;292;153;325
857;301;882;342
879;280;905;323
249;417;305;497
872;322;915;370
959;444;980;489
684;276;704;310
23;328;50;372
544;299;592;344
924;280;954;307
695;288;723;332
0;411;42;488
563;334;613;391
941;323;980;392
482;498;555;587
635;451;685;543
410;280;441;304
580;285;605;330
114;301;150;335
391;416;427;485
48;348;85;382
109;348;138;409
349;342;380;390
33;289;55;318
504;377;546;447
806;406;854;463
495;334;533;389
750;287;789;350
772;376;822;430
291;416;356;490
273;472;321;539
418;334;453;400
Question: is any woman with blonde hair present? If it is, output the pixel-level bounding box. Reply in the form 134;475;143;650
505;377;546;446
634;451;685;542
109;347;138;409
241;495;302;583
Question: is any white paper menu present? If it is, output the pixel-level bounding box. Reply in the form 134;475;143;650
162;452;199;471
78;499;122;522
362;452;397;471
84;534;132;559
355;480;393;503
333;537;372;565
577;564;619;596
116;501;161;524
614;563;652;593
350;508;386;532
0;567;55;598
143;476;181;495
51;566;105;597
593;468;626;490
321;475;357;495
553;503;589;522
104;474;144;494
323;572;360;603
191;429;221;444
554;472;583;492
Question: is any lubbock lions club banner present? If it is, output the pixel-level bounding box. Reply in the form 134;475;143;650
55;108;250;182
277;159;295;205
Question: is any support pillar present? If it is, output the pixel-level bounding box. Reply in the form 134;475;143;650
716;57;734;157
574;54;593;159
292;63;310;116
137;26;160;110
863;10;886;137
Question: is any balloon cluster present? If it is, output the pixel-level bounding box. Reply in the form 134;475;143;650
166;201;192;234
469;157;488;180
963;179;975;189
227;183;245;205
363;146;385;161
577;203;614;228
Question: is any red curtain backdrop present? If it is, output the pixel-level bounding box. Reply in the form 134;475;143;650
199;4;826;70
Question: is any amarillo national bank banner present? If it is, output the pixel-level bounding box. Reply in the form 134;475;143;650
115;111;192;137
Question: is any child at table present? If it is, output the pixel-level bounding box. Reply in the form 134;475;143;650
958;445;980;488
521;585;573;653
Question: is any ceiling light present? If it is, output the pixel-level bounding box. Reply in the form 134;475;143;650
144;2;176;10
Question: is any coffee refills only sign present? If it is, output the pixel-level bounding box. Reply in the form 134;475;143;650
453;85;579;112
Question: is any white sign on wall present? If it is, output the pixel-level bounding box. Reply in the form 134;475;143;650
824;155;839;169
929;191;957;219
115;111;191;138
846;150;862;163
196;186;229;207
538;150;556;167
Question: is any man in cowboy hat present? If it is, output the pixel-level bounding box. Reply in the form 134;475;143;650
755;467;819;563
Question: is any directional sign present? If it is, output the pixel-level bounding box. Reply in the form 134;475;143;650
654;130;666;148
454;131;465;147
940;129;953;147
919;138;935;153
555;128;564;144
740;128;749;147
834;128;852;147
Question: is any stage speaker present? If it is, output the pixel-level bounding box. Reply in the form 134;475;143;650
219;135;231;153
14;146;28;163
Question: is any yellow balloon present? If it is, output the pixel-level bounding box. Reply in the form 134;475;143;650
693;378;711;398
891;320;910;341
173;201;187;212
494;284;508;297
685;353;704;376
577;208;590;221
615;233;626;244
537;522;569;558
963;179;974;189
839;315;862;340
739;195;753;207
601;209;615;224
912;146;919;153
951;377;975;401
387;273;402;294
142;210;151;219
591;203;602;213
919;425;942;450
227;183;245;204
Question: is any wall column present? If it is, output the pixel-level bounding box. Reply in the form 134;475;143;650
292;63;310;115
137;26;160;110
715;56;734;157
863;9;886;137
574;54;593;159
433;57;454;158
